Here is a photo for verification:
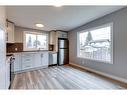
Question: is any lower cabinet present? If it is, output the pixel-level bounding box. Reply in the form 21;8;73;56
13;52;49;73
34;53;42;68
14;53;21;72
34;52;49;68
41;52;49;67
21;53;34;70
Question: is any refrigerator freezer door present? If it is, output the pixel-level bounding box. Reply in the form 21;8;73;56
58;39;68;49
58;49;69;65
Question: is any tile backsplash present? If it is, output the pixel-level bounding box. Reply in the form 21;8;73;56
6;43;23;53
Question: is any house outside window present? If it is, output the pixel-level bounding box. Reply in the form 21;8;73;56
77;23;113;63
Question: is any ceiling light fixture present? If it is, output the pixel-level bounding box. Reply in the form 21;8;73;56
35;24;44;27
53;4;63;7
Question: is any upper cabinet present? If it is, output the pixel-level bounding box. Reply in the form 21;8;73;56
49;31;56;45
14;27;23;43
57;31;68;39
6;21;15;43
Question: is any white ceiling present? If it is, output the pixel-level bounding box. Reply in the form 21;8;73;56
7;6;124;31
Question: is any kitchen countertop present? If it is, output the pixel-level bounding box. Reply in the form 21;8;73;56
7;50;57;54
48;51;58;54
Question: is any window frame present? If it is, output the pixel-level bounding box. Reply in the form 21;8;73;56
77;23;113;64
23;31;48;51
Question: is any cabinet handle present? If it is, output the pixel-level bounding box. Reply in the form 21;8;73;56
26;59;30;61
26;66;30;67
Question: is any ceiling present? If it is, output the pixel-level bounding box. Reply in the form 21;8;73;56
7;6;124;31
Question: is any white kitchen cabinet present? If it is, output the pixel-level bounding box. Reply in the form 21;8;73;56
13;53;21;72
13;52;49;73
21;52;49;70
49;31;56;45
34;52;49;68
21;53;34;70
41;52;49;67
49;31;57;51
34;53;42;68
57;31;68;38
6;21;15;43
14;26;23;43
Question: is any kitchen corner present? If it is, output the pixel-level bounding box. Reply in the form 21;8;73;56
6;21;69;88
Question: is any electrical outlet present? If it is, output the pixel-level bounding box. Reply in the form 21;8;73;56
15;48;18;51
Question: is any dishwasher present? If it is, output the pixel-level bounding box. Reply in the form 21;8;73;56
49;52;57;66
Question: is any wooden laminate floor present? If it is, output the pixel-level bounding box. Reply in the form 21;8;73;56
11;65;127;89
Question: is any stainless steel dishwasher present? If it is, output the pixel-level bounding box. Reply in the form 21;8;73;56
49;52;57;66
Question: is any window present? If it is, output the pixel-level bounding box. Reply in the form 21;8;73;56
26;33;36;49
37;34;48;49
77;23;113;63
24;31;48;51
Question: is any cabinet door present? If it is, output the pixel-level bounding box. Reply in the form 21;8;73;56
62;33;68;38
57;31;68;38
6;21;15;43
34;53;42;68
52;53;57;65
14;53;21;72
49;31;56;44
41;52;49;67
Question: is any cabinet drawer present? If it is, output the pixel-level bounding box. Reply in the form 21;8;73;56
21;54;33;57
22;62;32;70
22;54;33;63
22;57;32;63
21;54;34;70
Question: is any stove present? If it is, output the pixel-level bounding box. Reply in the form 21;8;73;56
6;54;15;88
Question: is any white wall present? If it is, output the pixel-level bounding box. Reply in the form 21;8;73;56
0;6;7;89
14;26;49;43
69;7;127;80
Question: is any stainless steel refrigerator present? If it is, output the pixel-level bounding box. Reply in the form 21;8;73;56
58;38;69;65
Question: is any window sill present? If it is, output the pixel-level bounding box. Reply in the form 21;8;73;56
77;56;113;64
23;49;48;51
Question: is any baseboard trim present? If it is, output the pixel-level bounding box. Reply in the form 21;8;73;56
69;62;127;84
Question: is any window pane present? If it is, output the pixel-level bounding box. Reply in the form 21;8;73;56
37;34;48;50
26;33;36;49
91;26;111;41
79;25;111;63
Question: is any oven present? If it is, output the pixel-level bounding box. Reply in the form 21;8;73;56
7;54;15;87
